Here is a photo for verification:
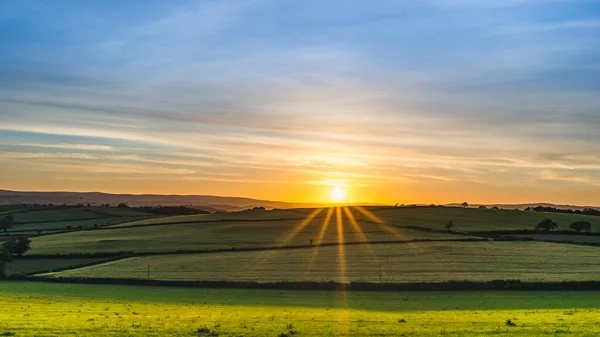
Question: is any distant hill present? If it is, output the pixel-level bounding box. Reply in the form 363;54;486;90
447;202;599;211
0;189;382;212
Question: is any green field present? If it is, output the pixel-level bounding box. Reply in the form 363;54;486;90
28;217;461;255
5;257;111;276
110;208;314;227
367;207;600;232
4;206;600;335
10;207;148;224
42;241;600;282
3;281;600;336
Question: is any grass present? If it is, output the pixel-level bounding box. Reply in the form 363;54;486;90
113;206;600;235
111;208;313;228
10;206;152;224
367;207;600;232
4;281;600;336
28;214;462;255
41;241;600;283
7;216;155;234
5;258;111;276
509;234;600;243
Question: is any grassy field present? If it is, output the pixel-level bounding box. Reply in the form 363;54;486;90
5;257;112;276
367;207;600;232
28;217;463;255
3;281;600;336
113;206;600;233
110;208;315;228
6;216;156;234
42;241;600;283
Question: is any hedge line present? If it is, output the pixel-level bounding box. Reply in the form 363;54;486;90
19;237;489;259
9;276;600;291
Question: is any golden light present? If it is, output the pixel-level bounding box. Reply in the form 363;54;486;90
331;186;344;202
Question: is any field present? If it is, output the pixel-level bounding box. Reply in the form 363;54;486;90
4;282;600;336
5;257;112;276
5;205;600;336
42;241;600;282
111;206;600;232
28;218;462;255
367;207;600;232
0;206;157;237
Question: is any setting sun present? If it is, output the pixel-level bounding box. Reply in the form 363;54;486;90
331;187;345;202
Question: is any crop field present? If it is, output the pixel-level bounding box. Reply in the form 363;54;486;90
7;216;156;234
366;207;600;232
114;206;600;233
42;241;600;283
28;218;463;255
111;208;316;228
509;234;600;243
5;257;112;276
4;282;600;336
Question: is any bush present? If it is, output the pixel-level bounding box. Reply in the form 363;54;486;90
535;218;558;231
569;221;592;233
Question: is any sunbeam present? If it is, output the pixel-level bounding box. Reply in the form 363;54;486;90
335;207;348;307
342;206;379;264
353;206;409;241
239;208;323;276
306;207;334;277
278;208;324;247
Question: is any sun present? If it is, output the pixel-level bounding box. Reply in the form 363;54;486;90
331;186;345;202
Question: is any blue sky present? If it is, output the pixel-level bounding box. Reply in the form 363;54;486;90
0;0;599;204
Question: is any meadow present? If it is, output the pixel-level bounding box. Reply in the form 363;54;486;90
3;281;600;336
4;205;600;336
27;216;461;255
42;241;600;283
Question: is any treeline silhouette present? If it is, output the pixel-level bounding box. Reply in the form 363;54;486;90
13;276;600;291
130;206;209;216
526;205;600;216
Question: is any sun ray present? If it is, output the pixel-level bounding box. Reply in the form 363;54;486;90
278;208;324;247
353;206;409;241
335;206;348;307
342;206;379;263
306;207;334;276
239;208;323;276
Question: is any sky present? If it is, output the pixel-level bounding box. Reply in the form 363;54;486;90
0;0;599;205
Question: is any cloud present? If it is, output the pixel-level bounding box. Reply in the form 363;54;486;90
16;143;115;151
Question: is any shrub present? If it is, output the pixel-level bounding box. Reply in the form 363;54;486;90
535;218;558;231
569;221;592;233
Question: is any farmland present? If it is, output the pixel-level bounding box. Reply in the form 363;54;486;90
42;241;600;282
28;218;462;255
4;205;600;336
4;282;600;336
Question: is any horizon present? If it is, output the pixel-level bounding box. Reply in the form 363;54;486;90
2;188;599;209
1;1;600;205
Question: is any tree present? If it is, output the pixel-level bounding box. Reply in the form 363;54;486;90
478;205;487;209
4;236;32;256
535;218;558;231
0;215;13;233
569;221;592;233
444;221;454;231
0;245;13;278
118;203;129;208
461;202;468;208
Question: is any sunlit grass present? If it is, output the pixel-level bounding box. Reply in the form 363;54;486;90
5;282;600;337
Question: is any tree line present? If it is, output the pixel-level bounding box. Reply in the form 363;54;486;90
526;205;600;217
